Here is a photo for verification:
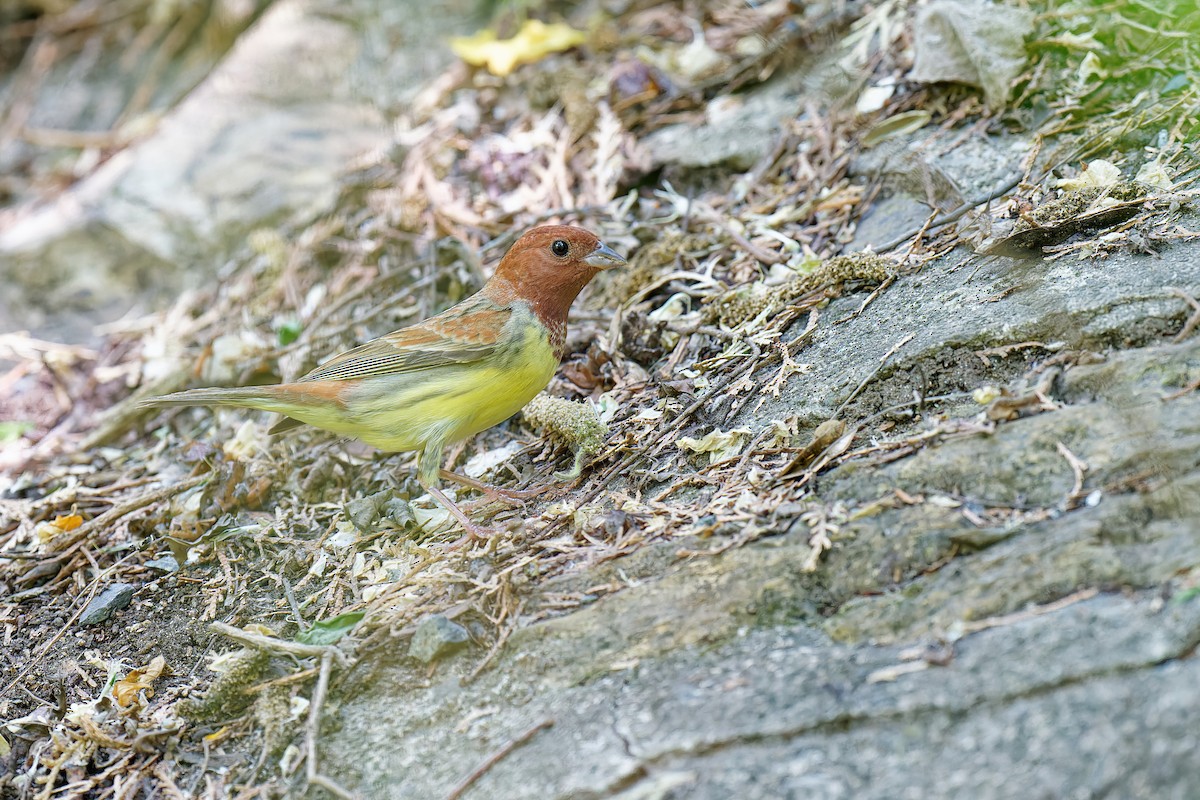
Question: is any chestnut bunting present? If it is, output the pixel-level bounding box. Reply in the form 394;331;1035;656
144;225;626;541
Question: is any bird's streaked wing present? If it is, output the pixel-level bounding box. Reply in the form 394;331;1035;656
298;297;514;383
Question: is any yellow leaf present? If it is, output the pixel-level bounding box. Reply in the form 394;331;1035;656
53;513;83;531
112;656;169;708
112;676;153;707
203;726;230;743
450;19;586;77
34;512;85;543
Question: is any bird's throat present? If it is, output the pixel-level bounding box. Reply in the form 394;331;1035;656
485;273;593;358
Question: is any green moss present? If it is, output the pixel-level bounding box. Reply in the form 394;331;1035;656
707;251;893;327
256;683;297;755
1017;182;1149;231
177;648;270;722
523;395;609;479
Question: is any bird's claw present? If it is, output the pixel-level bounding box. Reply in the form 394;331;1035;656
462;486;542;513
445;520;500;550
440;469;549;506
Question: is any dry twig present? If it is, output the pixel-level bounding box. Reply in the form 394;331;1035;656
444;719;555;800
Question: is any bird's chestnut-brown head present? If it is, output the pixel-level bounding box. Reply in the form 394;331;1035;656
484;225;625;335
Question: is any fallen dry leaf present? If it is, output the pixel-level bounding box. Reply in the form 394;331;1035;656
112;656;168;708
451;20;586;77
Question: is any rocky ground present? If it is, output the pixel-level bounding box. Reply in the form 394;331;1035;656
2;0;1199;798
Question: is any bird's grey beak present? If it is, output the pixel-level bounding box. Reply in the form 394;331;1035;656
584;241;627;269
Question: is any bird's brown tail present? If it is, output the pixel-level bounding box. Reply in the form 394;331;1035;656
140;386;285;412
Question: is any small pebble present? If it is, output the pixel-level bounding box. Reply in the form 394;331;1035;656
408;615;470;664
79;583;136;626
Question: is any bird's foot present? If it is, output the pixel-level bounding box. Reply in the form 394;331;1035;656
440;469;549;505
445;519;499;550
421;479;502;549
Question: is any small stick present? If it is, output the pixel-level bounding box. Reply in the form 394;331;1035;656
242;666;321;695
959;588;1099;635
1055;441;1089;506
309;775;358;800
834;333;915;417
282;575;306;629
901;209;940;261
304;652;358;799
696;208;785;265
44;475;206;555
837;274;895;324
874;171;1025;254
1169;287;1200;343
208;621;348;666
1162;376;1200;401
444;719;555;800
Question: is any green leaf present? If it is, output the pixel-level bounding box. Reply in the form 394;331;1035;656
296;611;365;645
277;320;303;347
0;421;34;443
1171;586;1200;605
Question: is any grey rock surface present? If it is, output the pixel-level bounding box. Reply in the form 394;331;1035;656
757;224;1200;429
0;0;473;342
642;78;802;173
327;592;1200;799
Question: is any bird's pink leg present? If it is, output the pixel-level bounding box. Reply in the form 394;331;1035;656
419;479;496;548
439;469;549;504
415;443;499;548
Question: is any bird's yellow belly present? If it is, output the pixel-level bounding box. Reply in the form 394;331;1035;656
327;327;559;453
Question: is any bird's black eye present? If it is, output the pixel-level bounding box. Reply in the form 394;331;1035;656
551;239;569;257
